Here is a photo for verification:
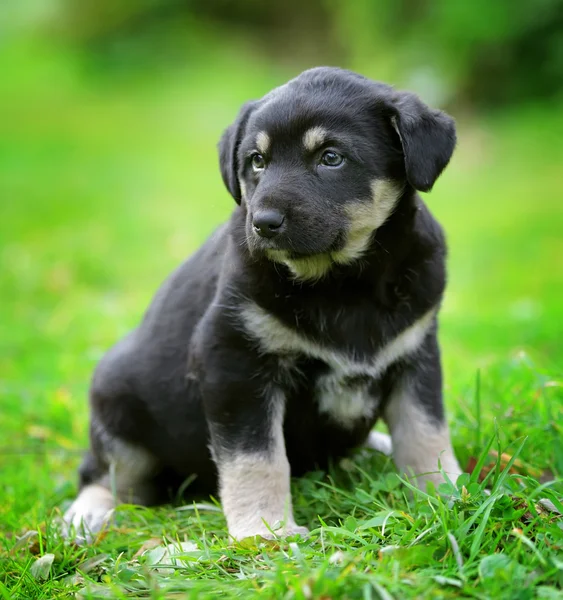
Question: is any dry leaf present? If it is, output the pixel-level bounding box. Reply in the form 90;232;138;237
76;554;109;574
465;451;543;483
10;530;38;554
133;538;163;559
30;553;55;580
143;541;199;574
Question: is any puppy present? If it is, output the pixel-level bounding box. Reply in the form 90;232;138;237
63;67;462;542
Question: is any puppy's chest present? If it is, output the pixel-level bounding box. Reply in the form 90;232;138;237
277;332;388;430
241;302;437;429
283;353;385;431
312;369;381;429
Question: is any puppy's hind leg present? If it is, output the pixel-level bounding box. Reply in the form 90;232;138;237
63;425;159;543
63;478;116;543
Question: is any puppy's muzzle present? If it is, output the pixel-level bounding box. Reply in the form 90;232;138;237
252;209;285;239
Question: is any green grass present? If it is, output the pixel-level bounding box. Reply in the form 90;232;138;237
1;40;562;599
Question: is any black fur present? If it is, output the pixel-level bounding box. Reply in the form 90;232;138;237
77;67;456;505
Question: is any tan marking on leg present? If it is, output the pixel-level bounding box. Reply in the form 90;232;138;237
384;379;462;489
217;395;307;540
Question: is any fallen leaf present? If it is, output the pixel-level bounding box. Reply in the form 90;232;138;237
490;451;543;478
466;456;478;475
76;554;109;574
76;584;114;599
30;553;55;580
433;575;462;588
10;530;38;554
328;550;346;565
539;469;556;484
538;498;562;516
133;538;163;559
63;573;86;587
143;541;199;574
466;451;543;483
479;554;513;580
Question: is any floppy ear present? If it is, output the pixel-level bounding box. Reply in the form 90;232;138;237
218;101;258;204
389;92;456;192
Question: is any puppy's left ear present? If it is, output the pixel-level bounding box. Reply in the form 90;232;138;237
389;92;456;192
218;100;258;204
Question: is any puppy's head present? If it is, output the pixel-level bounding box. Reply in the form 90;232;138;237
219;67;456;281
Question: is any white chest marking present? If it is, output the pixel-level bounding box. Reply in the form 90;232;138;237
240;303;437;428
315;375;376;427
240;303;436;379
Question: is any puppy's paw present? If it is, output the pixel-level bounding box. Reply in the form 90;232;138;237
365;431;393;456
232;521;309;542
267;524;310;540
62;484;115;543
407;470;463;497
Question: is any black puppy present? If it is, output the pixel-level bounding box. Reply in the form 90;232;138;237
63;67;462;542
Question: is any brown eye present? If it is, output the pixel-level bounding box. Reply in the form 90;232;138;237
320;150;344;167
251;153;266;171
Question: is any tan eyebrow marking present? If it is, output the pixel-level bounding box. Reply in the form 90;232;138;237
303;126;328;152
255;131;271;155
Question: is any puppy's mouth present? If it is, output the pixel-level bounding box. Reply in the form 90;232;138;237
246;228;346;259
263;243;349;282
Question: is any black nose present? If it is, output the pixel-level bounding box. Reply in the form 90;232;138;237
252;210;285;238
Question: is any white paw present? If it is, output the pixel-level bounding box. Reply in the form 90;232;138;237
365;431;393;456
232;521;309;541
267;523;310;540
62;484;115;543
408;469;463;491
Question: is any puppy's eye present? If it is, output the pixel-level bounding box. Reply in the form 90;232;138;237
251;153;266;171
320;150;344;167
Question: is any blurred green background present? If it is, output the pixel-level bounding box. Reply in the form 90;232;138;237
1;0;562;525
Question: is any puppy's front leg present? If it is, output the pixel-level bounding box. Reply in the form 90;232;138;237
202;366;306;540
383;334;462;490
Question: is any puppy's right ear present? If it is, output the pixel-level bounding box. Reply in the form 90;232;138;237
218;101;258;204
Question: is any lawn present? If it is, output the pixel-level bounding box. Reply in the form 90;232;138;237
1;40;562;599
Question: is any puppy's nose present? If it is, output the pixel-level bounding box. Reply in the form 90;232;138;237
252;210;285;238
